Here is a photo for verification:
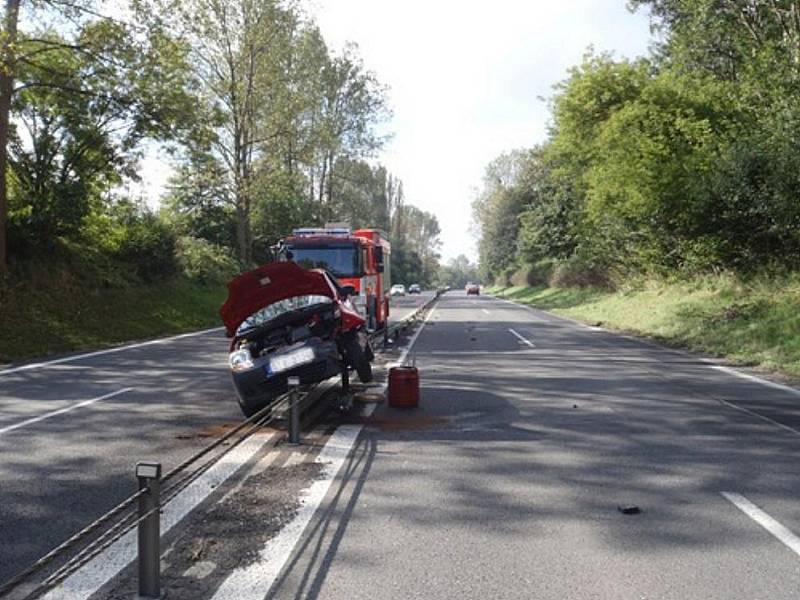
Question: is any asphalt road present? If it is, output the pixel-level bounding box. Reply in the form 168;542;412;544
269;292;800;599
0;291;433;584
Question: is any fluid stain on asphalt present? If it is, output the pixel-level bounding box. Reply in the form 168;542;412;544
346;414;450;431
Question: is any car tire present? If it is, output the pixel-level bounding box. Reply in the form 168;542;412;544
343;336;374;383
355;357;373;383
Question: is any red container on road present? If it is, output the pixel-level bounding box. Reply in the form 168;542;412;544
388;366;420;408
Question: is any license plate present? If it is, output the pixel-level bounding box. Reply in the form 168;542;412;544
268;347;316;375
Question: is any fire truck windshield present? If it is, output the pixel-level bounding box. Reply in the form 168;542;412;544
288;243;363;278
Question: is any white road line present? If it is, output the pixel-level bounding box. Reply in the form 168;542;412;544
482;308;491;315
721;492;800;558
44;431;279;600
210;418;371;600
709;365;800;399
509;328;535;348
714;395;800;437
388;304;438;369
0;327;224;377
212;299;438;600
0;388;133;436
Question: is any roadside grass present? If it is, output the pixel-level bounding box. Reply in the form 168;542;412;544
488;274;800;379
0;275;227;364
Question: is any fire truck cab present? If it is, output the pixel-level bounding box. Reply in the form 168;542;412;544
279;225;391;331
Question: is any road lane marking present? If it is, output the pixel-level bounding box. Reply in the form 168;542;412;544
713;395;800;437
509;328;535;348
0;388;133;435
211;299;439;600
0;327;224;377
482;308;491;315
721;492;800;558
387;304;437;369
709;365;800;399
210;417;370;600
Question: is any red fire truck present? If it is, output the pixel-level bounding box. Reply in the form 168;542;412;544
278;226;391;330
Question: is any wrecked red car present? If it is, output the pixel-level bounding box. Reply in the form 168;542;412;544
220;261;374;417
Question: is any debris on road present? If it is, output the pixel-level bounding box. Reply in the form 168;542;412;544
618;505;641;515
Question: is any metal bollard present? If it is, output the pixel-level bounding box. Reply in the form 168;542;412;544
135;462;163;600
288;376;301;444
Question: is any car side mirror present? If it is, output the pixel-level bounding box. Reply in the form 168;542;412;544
375;247;384;273
340;284;356;298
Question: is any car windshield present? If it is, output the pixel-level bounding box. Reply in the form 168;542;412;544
236;295;332;335
288;243;362;278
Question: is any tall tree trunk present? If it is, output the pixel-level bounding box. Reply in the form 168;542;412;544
0;0;21;274
317;159;327;204
235;201;250;265
325;152;334;206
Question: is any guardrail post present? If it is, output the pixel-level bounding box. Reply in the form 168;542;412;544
135;462;162;600
288;376;301;445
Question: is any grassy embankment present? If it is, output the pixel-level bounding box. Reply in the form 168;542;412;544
488;274;800;379
0;261;227;365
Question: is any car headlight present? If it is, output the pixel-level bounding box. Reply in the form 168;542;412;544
229;349;254;372
269;347;316;374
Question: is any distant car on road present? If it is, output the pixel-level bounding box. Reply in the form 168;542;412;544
390;284;406;297
465;282;480;295
408;284;421;294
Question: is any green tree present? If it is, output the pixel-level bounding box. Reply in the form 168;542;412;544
0;0;191;271
7;22;193;251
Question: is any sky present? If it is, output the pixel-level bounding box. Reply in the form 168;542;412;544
311;0;654;262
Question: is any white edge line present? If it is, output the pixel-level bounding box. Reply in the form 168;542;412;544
0;327;225;377
210;419;370;600
721;492;800;557
508;328;535;348
709;365;800;399
211;298;439;600
387;303;438;369
714;395;800;437
44;431;279;600
0;388;133;436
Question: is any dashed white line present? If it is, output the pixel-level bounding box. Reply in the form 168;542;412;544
0;327;224;377
482;308;491;315
509;328;535;348
0;388;133;435
721;492;800;558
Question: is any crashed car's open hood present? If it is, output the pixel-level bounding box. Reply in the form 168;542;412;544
220;261;337;336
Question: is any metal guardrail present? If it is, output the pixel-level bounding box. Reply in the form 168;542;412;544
0;289;443;599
